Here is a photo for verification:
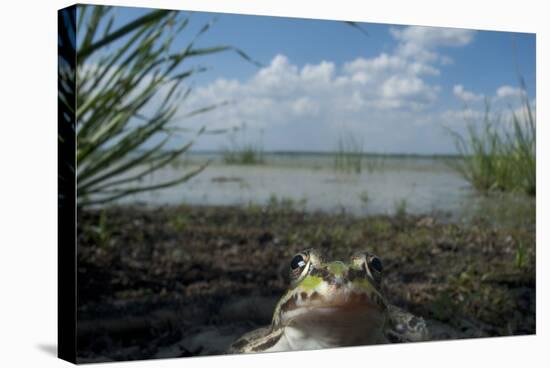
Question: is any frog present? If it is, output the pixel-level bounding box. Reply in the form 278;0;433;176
227;248;429;354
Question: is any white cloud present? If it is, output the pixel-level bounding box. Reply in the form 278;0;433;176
453;84;484;102
452;83;532;105
441;108;485;124
381;75;438;102
391;26;475;48
81;24;535;155
390;26;475;64
343;53;440;77
291;96;320;116
172;26;479;153
300;61;335;85
451;84;532;112
496;85;525;99
446;83;536;137
184;51;441;134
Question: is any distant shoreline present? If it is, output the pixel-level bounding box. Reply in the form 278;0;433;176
135;149;463;160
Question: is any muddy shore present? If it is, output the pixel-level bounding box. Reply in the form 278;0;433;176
76;204;535;363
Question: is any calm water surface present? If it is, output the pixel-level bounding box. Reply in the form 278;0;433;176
117;153;534;225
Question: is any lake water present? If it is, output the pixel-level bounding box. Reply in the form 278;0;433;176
116;153;534;226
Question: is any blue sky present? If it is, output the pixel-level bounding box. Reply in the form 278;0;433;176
82;5;536;154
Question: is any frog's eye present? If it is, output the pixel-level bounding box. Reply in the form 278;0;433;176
290;254;307;270
365;255;383;285
368;256;383;274
289;252;310;283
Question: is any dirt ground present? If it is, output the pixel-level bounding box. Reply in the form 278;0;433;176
76;204;535;363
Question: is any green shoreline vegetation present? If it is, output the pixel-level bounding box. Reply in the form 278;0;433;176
334;132;364;173
450;87;536;196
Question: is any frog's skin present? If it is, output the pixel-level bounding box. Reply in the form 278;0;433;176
228;249;429;354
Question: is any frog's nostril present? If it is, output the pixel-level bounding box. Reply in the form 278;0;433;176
333;276;345;287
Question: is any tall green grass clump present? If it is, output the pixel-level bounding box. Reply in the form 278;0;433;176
222;125;265;165
75;5;258;207
334;132;364;173
365;155;386;174
450;88;535;196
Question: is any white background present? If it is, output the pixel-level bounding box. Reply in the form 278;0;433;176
0;0;547;366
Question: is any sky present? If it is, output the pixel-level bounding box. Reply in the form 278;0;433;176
82;5;536;155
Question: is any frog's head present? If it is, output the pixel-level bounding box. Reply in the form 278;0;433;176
270;249;388;345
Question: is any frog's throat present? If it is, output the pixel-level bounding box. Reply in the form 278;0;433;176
272;285;387;328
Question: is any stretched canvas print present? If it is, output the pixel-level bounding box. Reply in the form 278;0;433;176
58;3;536;364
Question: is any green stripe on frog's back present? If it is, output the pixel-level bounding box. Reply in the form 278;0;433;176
325;261;348;277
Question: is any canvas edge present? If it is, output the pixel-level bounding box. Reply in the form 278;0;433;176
58;4;77;364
